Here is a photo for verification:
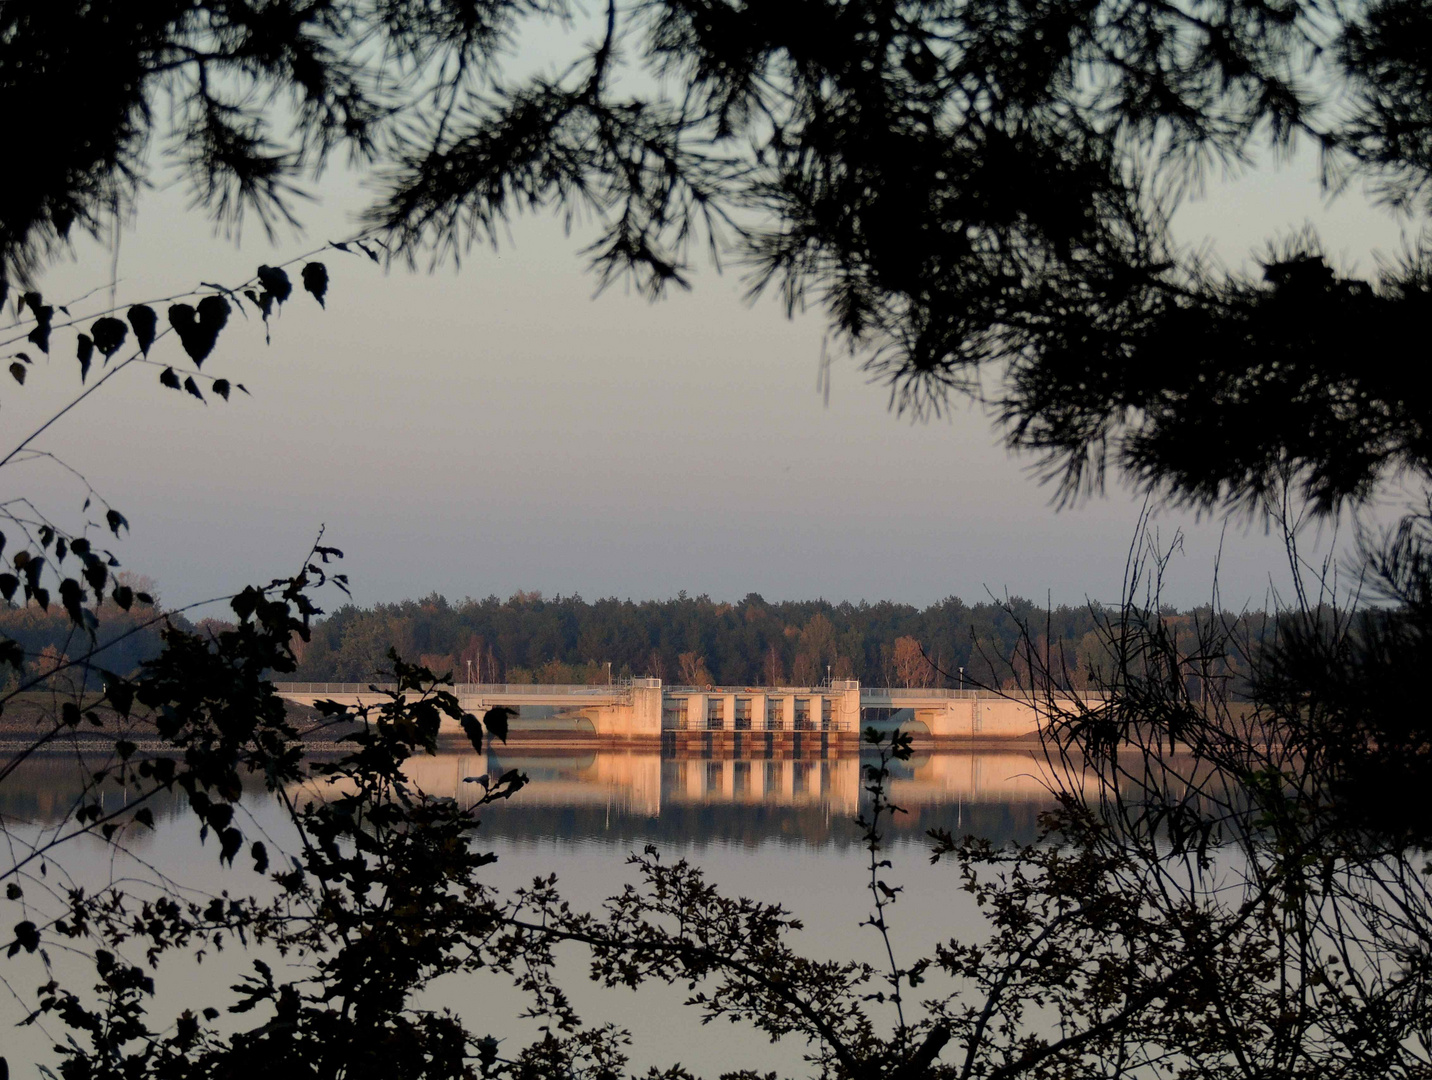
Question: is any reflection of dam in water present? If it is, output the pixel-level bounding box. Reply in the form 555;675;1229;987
405;751;665;816
397;748;1082;825
1;748;1092;850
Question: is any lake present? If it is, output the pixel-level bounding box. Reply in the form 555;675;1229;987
0;745;1068;1076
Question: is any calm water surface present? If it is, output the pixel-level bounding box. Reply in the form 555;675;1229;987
0;747;1068;1076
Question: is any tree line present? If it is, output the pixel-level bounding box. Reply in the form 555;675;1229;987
288;589;1267;694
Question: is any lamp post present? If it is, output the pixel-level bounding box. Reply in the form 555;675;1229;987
605;661;612;686
959;666;964;691
466;658;473;685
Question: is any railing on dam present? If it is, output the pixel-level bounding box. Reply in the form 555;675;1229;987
664;685;853;695
861;687;1111;702
275;682;634;698
861;688;985;701
451;683;631;697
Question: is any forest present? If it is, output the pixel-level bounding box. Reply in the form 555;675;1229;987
293;590;1271;691
294;590;1112;688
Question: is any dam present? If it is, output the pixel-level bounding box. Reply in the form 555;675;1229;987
271;679;1102;744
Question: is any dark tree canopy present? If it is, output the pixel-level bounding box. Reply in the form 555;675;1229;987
4;0;1429;513
7;7;1432;1076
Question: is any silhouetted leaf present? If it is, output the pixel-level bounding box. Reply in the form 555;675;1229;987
251;841;269;874
175;1011;199;1045
25;305;52;353
0;639;21;669
76;334;93;382
219;827;243;866
91;316;127;357
254;267;290;322
112;585;133;610
58;578;85;626
83;556;106;595
460;712;483;753
168;296;229;366
9;921;39;956
206;803;234;831
484;705;514;744
497;769;527;797
160;366;181;389
256;265;292;303
183;376;205;403
0;575;16;603
301;262;328;307
246;288;274;319
8;363;24;385
127;304;157;355
105;509;128;536
231;587;260;621
168;302;196;342
134;808;153;829
212;378;230;400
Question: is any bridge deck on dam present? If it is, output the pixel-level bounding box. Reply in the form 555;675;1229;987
275;681;633;707
270;682;1091;705
270;681;1101;741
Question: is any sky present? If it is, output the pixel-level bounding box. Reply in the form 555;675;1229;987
8;96;1423;616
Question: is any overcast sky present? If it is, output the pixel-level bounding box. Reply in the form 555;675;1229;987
9;123;1420;616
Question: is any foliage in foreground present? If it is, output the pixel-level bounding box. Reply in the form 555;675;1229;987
7;0;1431;523
0;243;1428;1080
2;2;1431;1074
0;529;1429;1080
